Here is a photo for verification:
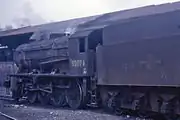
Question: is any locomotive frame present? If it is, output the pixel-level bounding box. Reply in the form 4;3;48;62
5;29;103;110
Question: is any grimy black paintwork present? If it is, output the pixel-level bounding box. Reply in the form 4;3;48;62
97;34;180;86
3;3;180;119
97;9;180;86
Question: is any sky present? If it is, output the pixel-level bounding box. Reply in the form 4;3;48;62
0;0;180;28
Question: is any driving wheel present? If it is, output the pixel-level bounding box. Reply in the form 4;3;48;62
66;81;84;109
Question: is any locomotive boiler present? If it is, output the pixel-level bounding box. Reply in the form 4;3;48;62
4;8;180;120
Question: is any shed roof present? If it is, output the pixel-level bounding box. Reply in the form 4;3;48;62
1;1;180;37
0;16;98;37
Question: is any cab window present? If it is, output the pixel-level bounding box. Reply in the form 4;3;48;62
79;38;86;53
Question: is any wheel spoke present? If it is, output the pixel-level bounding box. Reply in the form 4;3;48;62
66;82;84;109
27;91;37;104
38;92;50;105
51;89;66;107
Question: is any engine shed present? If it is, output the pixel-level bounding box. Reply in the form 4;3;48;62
0;28;34;86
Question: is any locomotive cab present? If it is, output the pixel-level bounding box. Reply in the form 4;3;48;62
68;29;102;76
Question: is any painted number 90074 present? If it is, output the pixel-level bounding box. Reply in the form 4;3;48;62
71;60;85;67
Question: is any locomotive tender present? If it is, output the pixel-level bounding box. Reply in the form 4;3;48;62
4;8;180;119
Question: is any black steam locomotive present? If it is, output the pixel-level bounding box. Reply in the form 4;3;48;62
4;8;180;119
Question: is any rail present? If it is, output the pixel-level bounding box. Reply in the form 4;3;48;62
0;99;17;120
0;112;17;120
0;87;16;120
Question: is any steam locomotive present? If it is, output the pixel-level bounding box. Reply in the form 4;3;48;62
4;8;180;120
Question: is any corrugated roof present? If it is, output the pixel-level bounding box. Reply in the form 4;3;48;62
0;26;39;37
0;16;99;37
1;1;180;37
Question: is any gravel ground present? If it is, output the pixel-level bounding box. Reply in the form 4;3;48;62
0;87;151;120
0;104;147;120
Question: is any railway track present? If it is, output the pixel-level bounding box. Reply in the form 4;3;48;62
0;87;171;120
15;101;158;120
0;88;17;120
0;96;169;120
0;99;167;120
0;112;17;120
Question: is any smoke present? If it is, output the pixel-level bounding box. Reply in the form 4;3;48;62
0;0;46;29
12;1;46;28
